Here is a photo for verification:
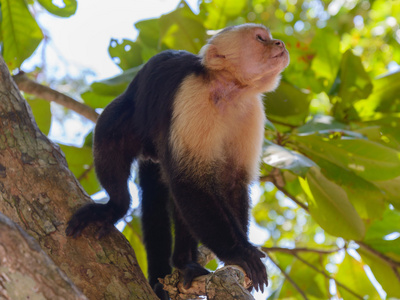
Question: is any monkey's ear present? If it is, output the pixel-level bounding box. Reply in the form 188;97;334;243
200;44;225;70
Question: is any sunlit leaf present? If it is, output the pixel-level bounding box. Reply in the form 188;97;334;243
200;0;246;29
300;167;365;240
310;28;341;89
355;71;400;117
312;157;385;221
372;177;400;206
123;216;148;278
364;209;400;259
296;115;346;134
59;145;101;195
264;81;310;127
263;140;317;176
278;252;329;299
37;0;77;17
295;133;400;181
0;0;43;69
335;254;380;300
358;247;400;298
26;98;51;135
159;2;206;54
334;50;373;105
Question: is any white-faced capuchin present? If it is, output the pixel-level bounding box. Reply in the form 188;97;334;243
66;23;289;299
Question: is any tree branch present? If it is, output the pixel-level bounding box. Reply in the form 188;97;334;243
262;246;342;255
266;253;309;300
13;71;99;123
260;169;309;212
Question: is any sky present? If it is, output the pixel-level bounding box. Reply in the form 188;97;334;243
29;0;198;80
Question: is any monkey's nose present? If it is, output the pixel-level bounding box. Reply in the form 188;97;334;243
274;40;285;48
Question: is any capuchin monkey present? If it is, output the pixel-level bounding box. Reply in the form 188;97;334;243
66;23;289;298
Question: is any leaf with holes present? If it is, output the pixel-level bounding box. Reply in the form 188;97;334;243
37;0;77;17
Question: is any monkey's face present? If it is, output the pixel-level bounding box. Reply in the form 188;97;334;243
235;26;289;85
203;24;289;91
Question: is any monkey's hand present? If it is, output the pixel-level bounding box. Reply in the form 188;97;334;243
65;203;117;239
225;246;268;293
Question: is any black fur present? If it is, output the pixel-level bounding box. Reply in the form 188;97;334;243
66;49;268;297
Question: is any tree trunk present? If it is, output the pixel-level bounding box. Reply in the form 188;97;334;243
0;56;157;299
0;212;87;299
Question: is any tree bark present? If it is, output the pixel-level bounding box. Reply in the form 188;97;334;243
0;212;87;299
0;55;157;299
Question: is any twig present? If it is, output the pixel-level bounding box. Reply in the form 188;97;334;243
13;72;99;123
259;173;309;211
266;253;309;300
357;242;400;268
357;241;400;282
77;164;94;181
266;117;298;129
292;253;364;300
262;246;342;255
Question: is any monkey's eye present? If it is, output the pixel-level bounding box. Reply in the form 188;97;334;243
256;34;267;42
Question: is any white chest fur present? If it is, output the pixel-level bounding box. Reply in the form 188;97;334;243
169;74;265;180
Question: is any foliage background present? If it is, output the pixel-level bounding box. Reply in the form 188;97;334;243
1;0;400;299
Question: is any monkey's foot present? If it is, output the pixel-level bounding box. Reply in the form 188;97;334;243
180;262;210;289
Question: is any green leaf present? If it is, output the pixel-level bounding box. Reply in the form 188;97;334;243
335;254;380;300
262;140;317;176
200;0;246;29
295;133;400;181
82;67;141;109
159;2;206;54
26;98;51;135
59;145;101;195
311;157;385;221
278;252;329;299
264;81;310;127
275;35;324;93
310;29;341;88
300;167;365;240
296;115;346;134
355;71;400;117
37;0;77;17
358;247;400;298
109;39;143;70
373;177;400;206
335;50;373;105
123;216;148;278
0;0;43;69
135;18;160;49
363;209;400;259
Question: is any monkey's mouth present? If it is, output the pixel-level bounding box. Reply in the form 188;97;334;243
272;51;286;58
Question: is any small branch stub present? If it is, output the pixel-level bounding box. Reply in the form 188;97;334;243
160;266;253;300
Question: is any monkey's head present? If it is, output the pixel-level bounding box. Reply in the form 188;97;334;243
200;23;289;92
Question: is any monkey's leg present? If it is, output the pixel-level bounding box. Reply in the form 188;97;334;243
169;175;268;293
228;178;250;234
172;205;209;288
139;161;172;300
